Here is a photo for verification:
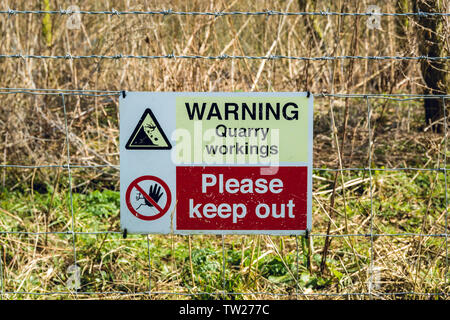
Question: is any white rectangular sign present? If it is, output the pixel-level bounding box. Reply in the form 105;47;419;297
120;92;313;235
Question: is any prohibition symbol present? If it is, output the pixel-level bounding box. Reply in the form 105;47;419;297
125;175;172;221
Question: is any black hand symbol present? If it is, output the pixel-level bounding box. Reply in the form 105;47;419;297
146;184;164;207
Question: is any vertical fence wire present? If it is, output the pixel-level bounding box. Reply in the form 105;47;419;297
0;140;3;300
443;97;448;285
62;93;78;296
366;96;375;299
222;235;226;296
146;235;152;297
0;234;3;300
295;236;299;299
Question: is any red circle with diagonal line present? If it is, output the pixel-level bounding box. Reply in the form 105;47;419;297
125;175;172;221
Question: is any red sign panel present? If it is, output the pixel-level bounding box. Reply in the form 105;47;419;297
176;166;307;230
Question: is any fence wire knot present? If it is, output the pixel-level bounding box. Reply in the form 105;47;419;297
111;8;120;16
7;8;16;16
162;9;173;16
417;10;426;17
59;7;74;15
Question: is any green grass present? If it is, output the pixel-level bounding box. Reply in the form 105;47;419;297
0;168;447;299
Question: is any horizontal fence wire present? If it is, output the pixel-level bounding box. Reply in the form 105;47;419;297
0;231;447;237
0;164;447;171
1;54;449;61
0;88;449;99
2;291;448;298
1;9;449;17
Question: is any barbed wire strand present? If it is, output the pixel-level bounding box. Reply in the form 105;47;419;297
0;89;449;102
0;88;449;99
1;9;449;17
0;90;119;97
0;87;119;94
0;53;449;61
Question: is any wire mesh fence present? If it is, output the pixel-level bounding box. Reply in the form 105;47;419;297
0;4;448;299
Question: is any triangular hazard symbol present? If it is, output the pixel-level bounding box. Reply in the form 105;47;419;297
125;108;172;150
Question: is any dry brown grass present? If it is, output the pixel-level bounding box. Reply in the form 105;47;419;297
0;0;448;300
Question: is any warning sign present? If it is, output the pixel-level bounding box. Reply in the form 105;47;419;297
125;108;172;150
120;92;312;235
125;175;172;221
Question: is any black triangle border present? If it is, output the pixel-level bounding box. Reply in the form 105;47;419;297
125;108;172;150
